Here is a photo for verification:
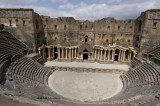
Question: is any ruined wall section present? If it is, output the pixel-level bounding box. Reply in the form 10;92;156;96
135;10;160;55
0;9;35;50
43;17;80;46
0;9;45;52
33;13;45;50
43;17;135;49
94;18;135;47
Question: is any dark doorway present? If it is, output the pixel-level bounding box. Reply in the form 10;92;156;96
83;49;88;60
85;36;88;43
114;55;118;61
54;47;58;59
83;54;88;60
45;48;48;58
115;49;119;54
114;49;119;61
0;24;4;30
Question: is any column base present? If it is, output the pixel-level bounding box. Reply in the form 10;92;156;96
47;57;52;61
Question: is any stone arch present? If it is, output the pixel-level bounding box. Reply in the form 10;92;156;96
85;36;88;42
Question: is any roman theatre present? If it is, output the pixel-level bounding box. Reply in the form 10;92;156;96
0;8;160;106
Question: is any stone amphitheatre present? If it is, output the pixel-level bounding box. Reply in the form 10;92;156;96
0;8;160;106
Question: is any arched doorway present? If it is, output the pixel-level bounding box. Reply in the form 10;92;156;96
83;49;88;60
114;49;119;61
54;47;58;59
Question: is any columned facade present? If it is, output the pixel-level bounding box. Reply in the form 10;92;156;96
38;45;136;64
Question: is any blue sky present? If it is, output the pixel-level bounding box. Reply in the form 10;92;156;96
0;0;160;20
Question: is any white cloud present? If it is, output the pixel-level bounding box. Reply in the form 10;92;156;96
97;0;157;4
59;3;77;9
0;0;160;20
51;0;67;3
0;0;38;4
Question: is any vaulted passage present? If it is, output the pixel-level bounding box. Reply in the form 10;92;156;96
83;49;88;60
83;54;88;60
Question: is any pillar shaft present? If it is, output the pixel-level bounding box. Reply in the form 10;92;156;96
62;48;64;59
118;50;121;61
72;48;73;59
58;47;60;59
43;47;45;60
123;50;126;61
75;48;76;58
104;50;106;61
112;50;115;61
53;48;54;59
98;49;100;60
69;48;71;59
66;48;67;59
121;51;124;61
94;48;96;59
38;48;41;54
108;50;110;61
48;47;51;59
100;49;102;60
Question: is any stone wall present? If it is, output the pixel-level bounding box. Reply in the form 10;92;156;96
134;9;160;56
51;66;125;74
0;9;45;52
1;8;160;58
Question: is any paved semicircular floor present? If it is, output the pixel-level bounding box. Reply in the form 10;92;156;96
48;71;123;101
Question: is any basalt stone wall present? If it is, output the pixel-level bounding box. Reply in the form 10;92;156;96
0;9;45;52
134;9;160;55
42;16;135;48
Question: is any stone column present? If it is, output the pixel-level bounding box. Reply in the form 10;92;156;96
120;50;123;61
128;51;131;63
118;50;121;61
48;47;51;60
108;49;110;61
69;48;71;59
74;48;77;58
94;48;96;59
72;48;73;59
77;48;79;58
43;47;45;60
104;50;106;61
100;49;102;60
62;48;64;59
112;49;115;61
66;48;67;59
58;47;60;59
38;48;41;55
133;52;136;58
98;49;100;60
123;50;126;61
53;47;54;59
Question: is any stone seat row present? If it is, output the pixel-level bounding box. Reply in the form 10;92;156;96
0;38;22;64
153;53;160;60
0;31;28;53
148;45;160;56
6;57;50;84
121;61;160;89
32;54;44;64
5;70;61;101
131;59;141;68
